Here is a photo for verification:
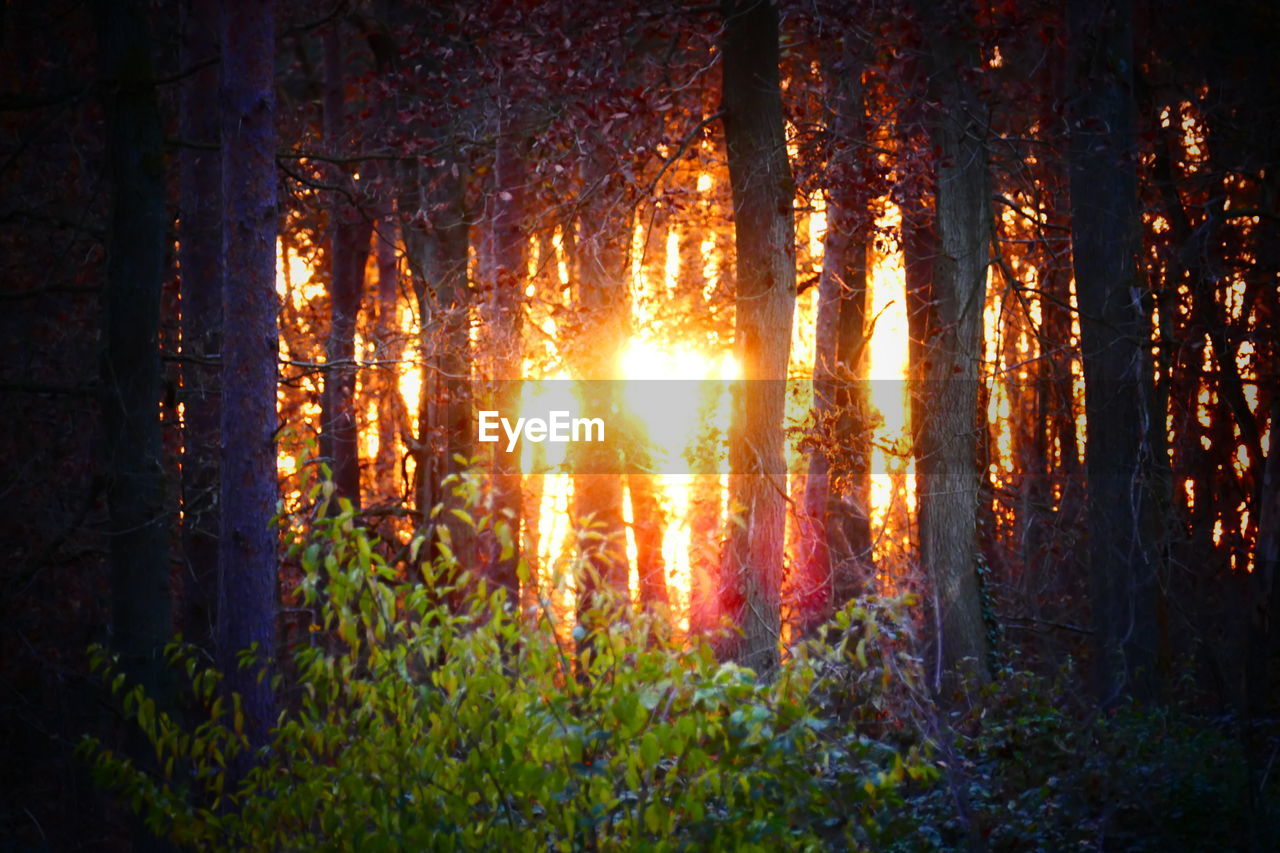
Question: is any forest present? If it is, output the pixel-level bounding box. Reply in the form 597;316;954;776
2;0;1279;849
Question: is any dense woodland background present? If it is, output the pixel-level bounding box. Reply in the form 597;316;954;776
2;0;1279;848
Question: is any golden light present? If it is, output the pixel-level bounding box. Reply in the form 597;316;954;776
864;201;914;549
272;162;925;633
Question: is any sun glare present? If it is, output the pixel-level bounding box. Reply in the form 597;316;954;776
274;185;921;630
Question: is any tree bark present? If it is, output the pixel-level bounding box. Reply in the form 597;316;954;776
913;0;992;689
1246;167;1280;717
400;157;472;573
896;50;937;575
218;0;278;748
98;0;172;710
629;468;669;613
481;129;526;602
177;0;221;655
800;36;874;635
1067;0;1159;705
719;0;796;676
372;211;405;498
320;23;372;511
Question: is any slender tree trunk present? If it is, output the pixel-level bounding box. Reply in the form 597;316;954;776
481;129;526;601
1247;170;1280;715
1030;161;1085;646
719;0;796;676
320;23;371;510
1068;0;1159;705
98;0;172;709
177;0;221;655
902;192;934;454
897;47;937;574
800;37;873;634
218;0;278;748
1030;184;1082;622
372;212;405;498
914;0;992;688
400;157;471;571
387;1;472;569
365;0;411;512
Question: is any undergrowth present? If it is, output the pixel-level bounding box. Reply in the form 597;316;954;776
80;478;1279;851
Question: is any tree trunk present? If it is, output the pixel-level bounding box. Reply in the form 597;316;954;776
217;0;278;748
1067;0;1159;705
400;157;471;572
320;23;371;510
629;470;669;613
98;0;172;711
481;130;526;602
897;49;937;575
1028;176;1083;637
800;36;873;635
372;212;405;498
914;0;992;689
1249;397;1280;710
177;0;221;655
1246;166;1280;717
719;0;796;676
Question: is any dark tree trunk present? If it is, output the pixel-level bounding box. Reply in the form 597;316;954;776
1250;397;1280;713
372;212;406;496
1068;0;1159;705
897;51;937;575
1028;175;1084;637
98;0;172;708
177;0;221;656
481;130;526;602
901;191;935;458
913;0;992;688
363;0;413;513
719;0;796;676
1246;168;1280;717
217;0;278;748
400;157;471;571
629;469;669;613
1023;29;1085;632
800;36;874;635
320;23;372;510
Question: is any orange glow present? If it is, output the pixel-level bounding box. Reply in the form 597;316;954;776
275;173;921;632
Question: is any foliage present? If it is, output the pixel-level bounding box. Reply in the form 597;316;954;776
80;496;929;851
882;662;1280;852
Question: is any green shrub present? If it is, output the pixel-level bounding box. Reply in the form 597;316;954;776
80;497;929;851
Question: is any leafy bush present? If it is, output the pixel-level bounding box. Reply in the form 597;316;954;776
883;661;1280;852
80;498;930;851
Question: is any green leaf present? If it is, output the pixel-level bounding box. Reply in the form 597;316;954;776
640;731;660;767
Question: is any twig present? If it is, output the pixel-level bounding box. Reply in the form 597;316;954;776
644;110;725;198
